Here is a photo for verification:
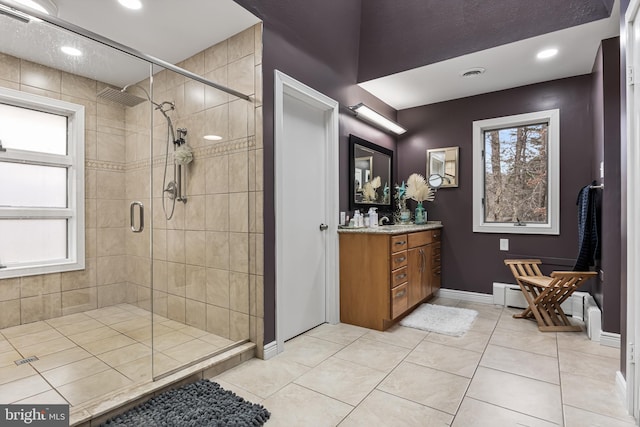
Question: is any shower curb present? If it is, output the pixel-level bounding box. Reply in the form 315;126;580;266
70;342;256;427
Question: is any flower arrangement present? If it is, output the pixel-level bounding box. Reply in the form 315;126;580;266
393;181;408;223
362;176;381;202
397;173;436;224
405;173;435;202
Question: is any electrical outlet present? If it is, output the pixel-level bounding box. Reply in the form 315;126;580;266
500;239;509;251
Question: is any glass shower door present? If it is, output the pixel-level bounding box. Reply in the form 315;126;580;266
150;62;252;378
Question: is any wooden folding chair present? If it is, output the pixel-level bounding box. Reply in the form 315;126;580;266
504;259;597;332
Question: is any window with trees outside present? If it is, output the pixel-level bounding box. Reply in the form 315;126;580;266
0;87;85;279
472;109;559;235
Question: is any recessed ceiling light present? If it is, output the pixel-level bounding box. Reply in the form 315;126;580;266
537;48;558;60
61;46;82;56
460;67;486;78
203;135;222;141
13;0;57;15
118;0;142;10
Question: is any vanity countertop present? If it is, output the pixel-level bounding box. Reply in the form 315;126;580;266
338;221;442;234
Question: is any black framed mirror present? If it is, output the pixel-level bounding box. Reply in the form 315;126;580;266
349;134;393;211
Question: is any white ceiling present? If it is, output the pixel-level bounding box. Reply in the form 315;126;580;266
360;2;620;110
0;0;621;109
0;0;260;88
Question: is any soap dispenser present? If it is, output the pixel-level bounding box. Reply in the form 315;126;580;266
369;207;378;228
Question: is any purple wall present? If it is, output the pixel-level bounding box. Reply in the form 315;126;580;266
233;0;397;343
397;76;594;294
358;0;613;81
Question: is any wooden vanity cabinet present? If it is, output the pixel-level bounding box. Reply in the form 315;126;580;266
339;228;442;331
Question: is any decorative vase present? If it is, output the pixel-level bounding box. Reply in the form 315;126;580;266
400;209;411;224
415;201;426;224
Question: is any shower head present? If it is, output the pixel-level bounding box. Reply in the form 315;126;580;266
97;86;146;107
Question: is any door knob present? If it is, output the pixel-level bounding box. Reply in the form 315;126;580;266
319;223;329;231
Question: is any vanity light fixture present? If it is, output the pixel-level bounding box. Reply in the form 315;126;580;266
61;46;82;56
349;103;407;135
203;135;222;141
536;48;558;60
118;0;142;10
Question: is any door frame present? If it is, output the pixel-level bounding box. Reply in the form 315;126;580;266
274;70;340;354
625;2;640;421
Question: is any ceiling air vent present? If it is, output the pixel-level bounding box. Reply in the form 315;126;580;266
461;67;486;78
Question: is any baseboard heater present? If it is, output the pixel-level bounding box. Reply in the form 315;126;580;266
492;282;599;340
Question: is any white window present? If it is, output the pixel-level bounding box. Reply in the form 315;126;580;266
472;109;559;235
0;87;85;278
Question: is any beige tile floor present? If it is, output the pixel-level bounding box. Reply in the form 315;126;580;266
213;298;637;427
0;303;234;408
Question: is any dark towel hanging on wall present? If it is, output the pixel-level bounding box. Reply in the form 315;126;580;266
573;181;601;271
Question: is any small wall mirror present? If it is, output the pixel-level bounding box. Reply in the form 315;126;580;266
427;146;459;188
349;134;393;210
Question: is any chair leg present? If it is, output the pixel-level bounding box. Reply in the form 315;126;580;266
513;282;547;329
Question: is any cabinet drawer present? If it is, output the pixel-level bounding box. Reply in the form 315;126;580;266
391;266;408;288
390;251;408;270
390;234;408;253
408;229;441;248
391;283;408;319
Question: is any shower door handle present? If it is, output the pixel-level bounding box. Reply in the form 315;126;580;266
130;201;144;233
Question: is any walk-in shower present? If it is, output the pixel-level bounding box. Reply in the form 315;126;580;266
0;0;260;424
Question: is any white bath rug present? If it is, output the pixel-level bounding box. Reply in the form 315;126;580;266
399;304;478;336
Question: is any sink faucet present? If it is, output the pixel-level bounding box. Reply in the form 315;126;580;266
379;216;390;226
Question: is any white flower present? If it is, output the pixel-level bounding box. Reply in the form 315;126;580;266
362;181;377;201
405;173;435;202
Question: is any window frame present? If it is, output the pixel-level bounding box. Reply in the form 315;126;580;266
0;87;85;278
472;109;560;235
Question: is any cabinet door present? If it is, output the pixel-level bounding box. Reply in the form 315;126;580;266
430;242;441;294
407;245;429;306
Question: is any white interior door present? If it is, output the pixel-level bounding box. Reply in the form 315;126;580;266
275;71;339;352
626;3;640;422
280;93;327;340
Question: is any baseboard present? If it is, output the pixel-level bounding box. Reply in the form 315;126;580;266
263;341;278;360
600;331;621;348
616;370;626;402
437;288;494;304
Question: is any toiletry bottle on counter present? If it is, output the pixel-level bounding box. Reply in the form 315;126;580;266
369;207;378;228
353;210;361;227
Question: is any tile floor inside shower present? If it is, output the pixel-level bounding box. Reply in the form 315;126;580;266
0;303;236;408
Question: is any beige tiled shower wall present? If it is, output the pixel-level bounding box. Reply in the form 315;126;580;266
125;24;264;353
0;23;264;356
0;52;133;327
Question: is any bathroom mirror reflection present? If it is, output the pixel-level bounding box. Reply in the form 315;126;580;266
427;146;459;188
349;134;393;210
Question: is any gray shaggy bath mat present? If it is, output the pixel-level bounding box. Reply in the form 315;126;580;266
100;379;270;426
